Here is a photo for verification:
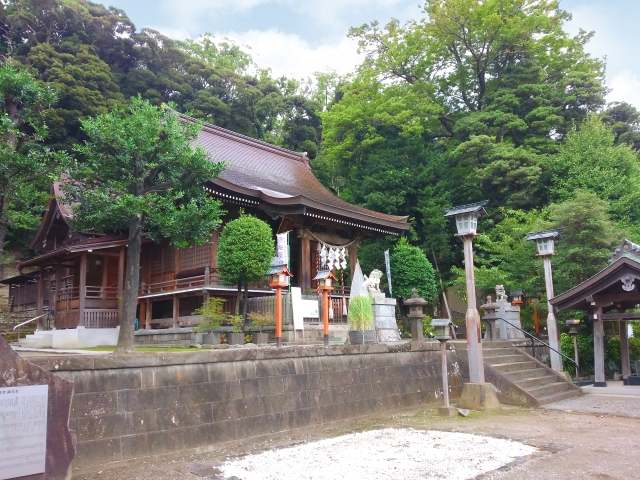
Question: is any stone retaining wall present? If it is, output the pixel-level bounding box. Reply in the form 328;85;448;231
29;343;464;474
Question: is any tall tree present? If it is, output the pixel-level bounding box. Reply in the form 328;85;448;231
65;97;224;353
0;61;67;274
216;214;275;322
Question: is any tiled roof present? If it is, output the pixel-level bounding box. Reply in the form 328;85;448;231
193;118;410;231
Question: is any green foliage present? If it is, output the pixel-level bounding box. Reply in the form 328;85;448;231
229;315;244;333
195;297;226;332
247;311;274;332
551;116;640;229
390;239;438;301
217;214;275;286
347;295;373;331
422;315;434;337
561;332;623;377
0;61;69;271
66;96;224;245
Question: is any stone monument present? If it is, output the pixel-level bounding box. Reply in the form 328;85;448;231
362;268;401;342
494;285;525;339
0;335;75;479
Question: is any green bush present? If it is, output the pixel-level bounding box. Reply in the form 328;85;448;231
248;311;274;332
347;295;373;331
390;238;437;301
195;297;226;332
561;332;624;376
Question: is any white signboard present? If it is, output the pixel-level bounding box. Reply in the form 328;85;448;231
291;287;319;330
276;232;289;265
0;384;48;480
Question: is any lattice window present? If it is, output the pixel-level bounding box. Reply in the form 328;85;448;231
151;243;175;276
181;242;211;271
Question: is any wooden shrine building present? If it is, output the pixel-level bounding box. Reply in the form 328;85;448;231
549;239;640;386
2;119;410;337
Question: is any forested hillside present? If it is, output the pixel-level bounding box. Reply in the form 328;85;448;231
1;0;639;311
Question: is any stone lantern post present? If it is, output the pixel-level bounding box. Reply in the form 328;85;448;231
445;201;499;411
479;296;500;341
404;289;427;341
526;228;564;372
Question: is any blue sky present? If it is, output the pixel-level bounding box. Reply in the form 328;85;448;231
107;0;640;107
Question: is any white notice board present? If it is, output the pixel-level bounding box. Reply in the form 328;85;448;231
291;287;319;329
0;384;48;480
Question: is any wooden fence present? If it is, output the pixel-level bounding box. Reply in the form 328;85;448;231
242;293;348;325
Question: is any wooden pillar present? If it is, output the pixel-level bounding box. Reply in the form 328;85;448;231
593;307;606;387
349;240;359;281
78;253;87;327
53;265;61;327
117;247;125;326
172;296;179;328
145;298;151;329
620;320;631;380
100;255;108;298
36;266;44;329
299;229;311;293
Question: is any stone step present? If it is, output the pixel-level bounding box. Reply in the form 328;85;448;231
483;347;518;357
525;381;572;397
491;360;537;373
502;368;550;381
484;354;528;365
514;375;559;389
536;388;581;406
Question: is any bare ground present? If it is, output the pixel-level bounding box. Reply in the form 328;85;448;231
74;398;640;480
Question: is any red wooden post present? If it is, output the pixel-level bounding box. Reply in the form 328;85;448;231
275;286;282;347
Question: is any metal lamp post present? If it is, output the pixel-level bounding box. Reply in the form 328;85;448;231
431;318;455;416
566;319;580;385
269;264;293;348
526;228;564;372
444;201;488;384
314;270;337;347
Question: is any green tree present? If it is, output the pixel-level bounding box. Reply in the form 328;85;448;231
65;97;224;353
547;191;622;292
0;61;68;274
217;214;275;322
551;116;640;230
390;239;437;301
602;102;640;150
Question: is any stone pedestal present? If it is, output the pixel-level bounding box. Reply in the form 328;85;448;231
457;383;500;411
496;299;525;340
438;406;457;417
371;292;401;342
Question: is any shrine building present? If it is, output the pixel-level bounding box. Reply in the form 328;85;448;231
2;119;409;345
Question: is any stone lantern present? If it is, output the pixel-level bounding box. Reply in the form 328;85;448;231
269;263;293;347
313;270;338;347
479;295;500;340
566;319;581;385
404;289;427;341
526;228;564;372
431;318;455;416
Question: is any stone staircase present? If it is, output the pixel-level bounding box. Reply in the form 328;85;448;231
482;342;581;407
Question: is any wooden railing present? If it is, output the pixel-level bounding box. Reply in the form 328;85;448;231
139;273;271;296
84;309;119;328
85;285;118;298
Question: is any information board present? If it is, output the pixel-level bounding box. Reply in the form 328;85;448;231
0;384;48;480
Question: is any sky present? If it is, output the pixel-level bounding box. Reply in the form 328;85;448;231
107;0;640;107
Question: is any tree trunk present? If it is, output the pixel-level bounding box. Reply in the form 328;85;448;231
242;282;249;324
116;214;142;354
0;196;8;279
236;281;242;316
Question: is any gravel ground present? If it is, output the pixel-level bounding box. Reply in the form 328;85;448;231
76;402;640;480
219;428;537;480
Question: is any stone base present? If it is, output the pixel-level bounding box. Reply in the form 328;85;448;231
558;371;573;383
438;406;457;417
457;383;500;411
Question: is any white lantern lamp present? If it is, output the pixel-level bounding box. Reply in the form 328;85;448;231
444;200;489;236
525;228;564;256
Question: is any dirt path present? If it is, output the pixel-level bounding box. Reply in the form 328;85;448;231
75;402;640;480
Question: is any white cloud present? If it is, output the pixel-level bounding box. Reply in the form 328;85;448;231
219;29;362;79
607;71;640;109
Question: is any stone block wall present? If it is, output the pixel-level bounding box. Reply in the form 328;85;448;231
29;343;463;475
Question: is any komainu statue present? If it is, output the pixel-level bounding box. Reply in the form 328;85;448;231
363;269;383;293
495;285;508;302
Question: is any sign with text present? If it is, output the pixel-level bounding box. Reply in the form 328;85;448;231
0;384;48;479
276;232;289;266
